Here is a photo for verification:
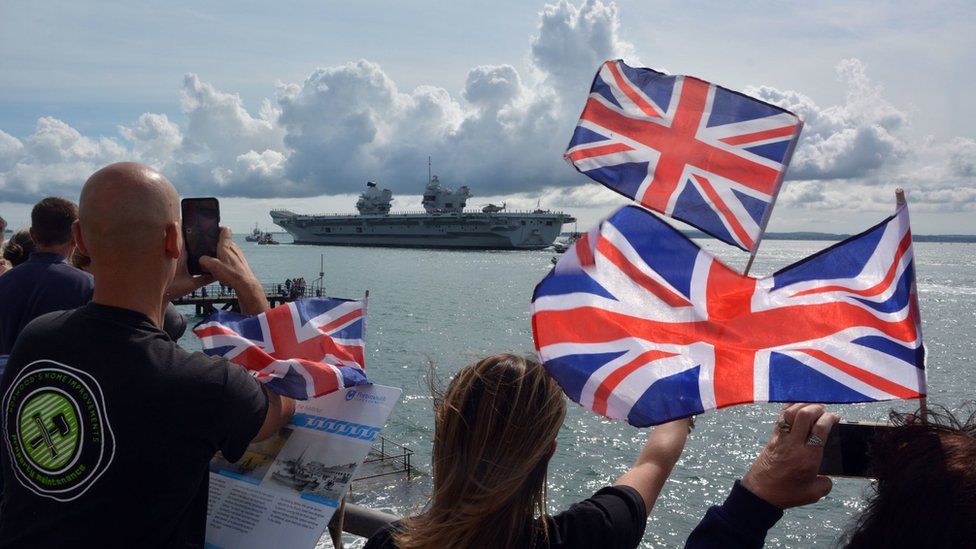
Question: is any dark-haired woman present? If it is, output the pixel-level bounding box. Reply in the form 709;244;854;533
1;229;35;269
365;353;691;549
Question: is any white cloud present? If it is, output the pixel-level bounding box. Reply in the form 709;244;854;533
118;113;182;169
180;74;283;165
0;130;24;172
747;59;907;181
530;0;636;102
0;0;972;224
0;117;125;202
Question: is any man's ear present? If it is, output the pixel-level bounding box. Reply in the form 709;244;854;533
164;221;181;259
72;221;90;256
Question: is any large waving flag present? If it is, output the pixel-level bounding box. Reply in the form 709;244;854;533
194;297;369;400
565;60;802;251
532;205;925;427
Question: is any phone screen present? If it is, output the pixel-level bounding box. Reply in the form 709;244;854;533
181;197;220;275
818;421;892;478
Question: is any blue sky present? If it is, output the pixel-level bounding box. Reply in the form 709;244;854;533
1;0;974;234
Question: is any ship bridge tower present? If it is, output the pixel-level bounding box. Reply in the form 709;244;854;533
356;181;393;215
422;175;470;214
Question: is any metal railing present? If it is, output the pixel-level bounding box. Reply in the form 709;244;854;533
354;435;414;482
176;281;324;301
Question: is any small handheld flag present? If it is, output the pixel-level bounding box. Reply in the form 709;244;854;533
565;60;803;251
194;297;369;400
532;205;925;427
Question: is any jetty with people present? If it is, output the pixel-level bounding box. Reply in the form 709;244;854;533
173;278;320;315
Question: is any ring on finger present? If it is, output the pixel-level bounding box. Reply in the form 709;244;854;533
805;434;824;447
777;420;792;433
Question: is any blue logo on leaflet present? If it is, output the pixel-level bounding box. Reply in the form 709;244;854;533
290;413;381;441
343;389;388;405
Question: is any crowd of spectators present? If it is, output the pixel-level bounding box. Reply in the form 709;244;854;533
0;162;973;548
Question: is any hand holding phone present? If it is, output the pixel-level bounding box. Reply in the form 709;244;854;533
818;421;892;478
181;197;220;275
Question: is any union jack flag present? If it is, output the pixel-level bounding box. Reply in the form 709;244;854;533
565;60;803;251
532;205;925;427
194;297;369;400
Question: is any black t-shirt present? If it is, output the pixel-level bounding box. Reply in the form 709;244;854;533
364;485;647;549
0;303;268;548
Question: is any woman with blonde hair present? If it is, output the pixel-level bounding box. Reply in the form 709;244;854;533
366;353;690;549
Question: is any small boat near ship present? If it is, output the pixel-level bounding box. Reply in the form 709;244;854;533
257;233;279;245
552;233;582;253
245;223;263;242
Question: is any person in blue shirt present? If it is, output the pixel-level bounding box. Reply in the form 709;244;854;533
0;197;94;354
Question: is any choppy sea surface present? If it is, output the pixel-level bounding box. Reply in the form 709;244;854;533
178;235;976;548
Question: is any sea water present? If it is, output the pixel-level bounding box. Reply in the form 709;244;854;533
178;237;976;548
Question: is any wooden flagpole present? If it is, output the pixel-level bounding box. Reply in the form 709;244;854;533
742;119;805;277
895;187;929;423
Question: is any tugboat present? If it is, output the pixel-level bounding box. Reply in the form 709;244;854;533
257;232;279;245
270;163;574;250
552;233;581;253
245;223;263;242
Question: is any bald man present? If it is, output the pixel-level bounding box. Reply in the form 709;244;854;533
0;163;295;548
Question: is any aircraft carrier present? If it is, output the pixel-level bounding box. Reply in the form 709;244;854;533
270;176;575;250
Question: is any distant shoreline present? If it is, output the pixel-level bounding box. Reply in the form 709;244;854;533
683;231;976;244
558;229;976;243
686;231;976;244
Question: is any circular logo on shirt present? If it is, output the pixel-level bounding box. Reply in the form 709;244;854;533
3;360;116;502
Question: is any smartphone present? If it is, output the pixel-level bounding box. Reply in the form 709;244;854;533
181;197;220;275
818;421;893;478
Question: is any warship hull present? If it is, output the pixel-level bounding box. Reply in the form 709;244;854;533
271;211;573;250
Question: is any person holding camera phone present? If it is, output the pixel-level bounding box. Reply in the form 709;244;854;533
0;162;296;548
685;403;976;548
684;403;839;548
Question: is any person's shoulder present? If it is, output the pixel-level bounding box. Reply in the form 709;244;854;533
19;308;77;336
556;485;646;519
0;261;30;288
158;347;261;396
52;261;94;284
155;344;226;377
6;309;80;366
546;486;647;549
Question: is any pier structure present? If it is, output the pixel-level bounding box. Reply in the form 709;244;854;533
171;280;323;315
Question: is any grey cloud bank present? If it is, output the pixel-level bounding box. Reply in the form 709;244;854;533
0;0;973;222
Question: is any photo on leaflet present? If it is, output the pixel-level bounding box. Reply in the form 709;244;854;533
267;432;364;503
210;428;294;484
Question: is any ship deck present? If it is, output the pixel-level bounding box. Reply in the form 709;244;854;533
272;209;575;221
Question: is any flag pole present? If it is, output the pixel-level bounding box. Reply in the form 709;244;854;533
895;187;929;424
742;120;805;277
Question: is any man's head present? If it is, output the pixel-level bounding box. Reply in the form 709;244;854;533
74;162;182;293
30;197;77;254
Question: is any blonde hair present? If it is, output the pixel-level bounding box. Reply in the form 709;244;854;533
396;354;568;549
